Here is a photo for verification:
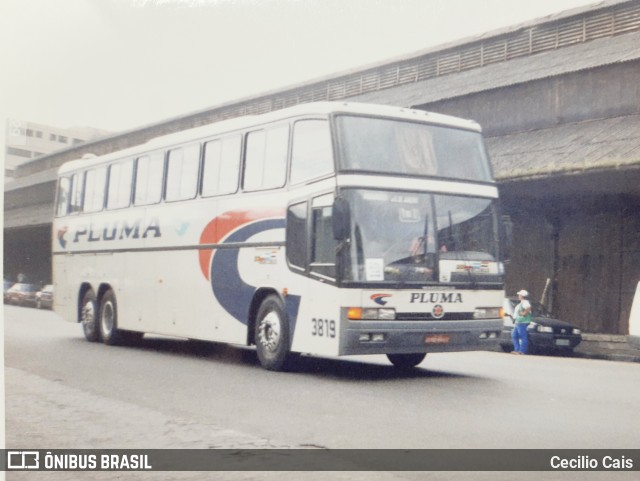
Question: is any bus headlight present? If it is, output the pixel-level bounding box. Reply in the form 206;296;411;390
473;307;502;319
347;307;396;320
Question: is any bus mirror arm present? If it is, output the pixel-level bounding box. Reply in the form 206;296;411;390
332;197;351;241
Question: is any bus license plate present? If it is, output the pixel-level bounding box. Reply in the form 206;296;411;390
555;339;570;346
425;334;450;344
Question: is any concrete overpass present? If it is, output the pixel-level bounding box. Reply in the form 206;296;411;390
5;0;640;334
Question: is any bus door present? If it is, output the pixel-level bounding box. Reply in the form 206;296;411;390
292;193;341;356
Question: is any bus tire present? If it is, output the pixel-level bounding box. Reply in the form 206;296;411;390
99;289;124;346
386;353;426;369
255;295;291;371
81;289;100;342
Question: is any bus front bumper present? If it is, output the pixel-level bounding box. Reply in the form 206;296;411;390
339;319;503;356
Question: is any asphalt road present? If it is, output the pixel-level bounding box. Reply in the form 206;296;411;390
4;305;640;480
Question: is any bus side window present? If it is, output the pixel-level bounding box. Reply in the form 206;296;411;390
244;125;289;191
286;202;308;271
166;143;200;202
202;135;241;197
83;167;107;213
310;206;336;279
56;176;71;217
290;120;333;184
107;159;134;210
69;172;85;214
134;151;164;206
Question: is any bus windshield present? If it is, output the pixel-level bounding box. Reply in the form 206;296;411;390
335;115;492;181
340;189;502;285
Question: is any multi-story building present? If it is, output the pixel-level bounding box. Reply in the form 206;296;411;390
5;119;109;182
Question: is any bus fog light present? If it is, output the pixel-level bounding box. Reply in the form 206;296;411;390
359;333;371;342
479;331;499;339
474;307;502;319
371;333;385;342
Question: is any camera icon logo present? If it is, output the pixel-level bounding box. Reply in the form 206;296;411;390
7;451;40;469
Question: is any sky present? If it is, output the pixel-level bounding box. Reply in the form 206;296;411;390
1;0;601;138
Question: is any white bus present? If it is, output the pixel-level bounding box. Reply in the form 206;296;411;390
53;102;508;371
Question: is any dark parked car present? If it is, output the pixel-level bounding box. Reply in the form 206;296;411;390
4;280;13;302
35;284;54;309
499;298;582;354
5;283;40;307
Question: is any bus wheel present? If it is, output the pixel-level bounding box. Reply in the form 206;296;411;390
99;289;124;346
386;353;426;369
80;289;100;342
255;295;291;371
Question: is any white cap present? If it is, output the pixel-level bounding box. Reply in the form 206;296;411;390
516;289;529;297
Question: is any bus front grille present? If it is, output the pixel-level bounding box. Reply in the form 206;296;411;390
395;312;475;321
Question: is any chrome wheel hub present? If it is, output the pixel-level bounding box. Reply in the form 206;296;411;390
102;302;115;332
257;311;281;352
81;301;95;325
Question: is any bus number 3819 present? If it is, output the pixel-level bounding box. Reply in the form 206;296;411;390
312;318;336;338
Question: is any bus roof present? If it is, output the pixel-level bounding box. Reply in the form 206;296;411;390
58;102;482;175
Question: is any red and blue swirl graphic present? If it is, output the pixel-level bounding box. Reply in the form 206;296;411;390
57;227;68;249
371;293;392;306
199;209;300;331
